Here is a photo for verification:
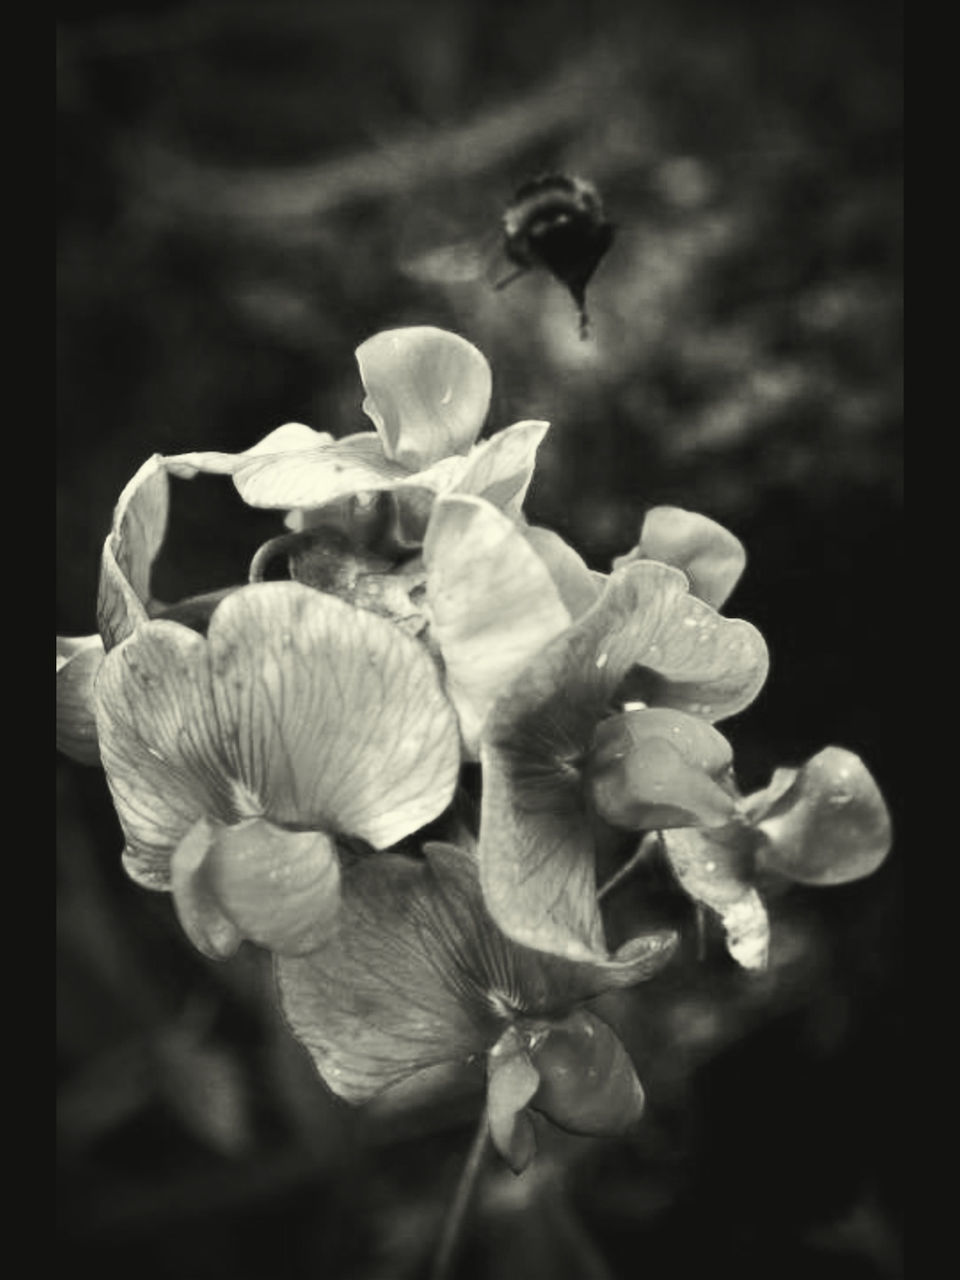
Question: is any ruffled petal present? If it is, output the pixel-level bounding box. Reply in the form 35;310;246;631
171;817;340;959
616;506;747;609
661;827;770;969
478;561;767;961
487;1026;540;1173
205;583;460;848
749;746;892;885
452;419;550;518
522;525;602;619
56;635;104;765
96;454;170;651
356;327;491;468
588;708;737;830
528;1009;645;1136
424;496;573;754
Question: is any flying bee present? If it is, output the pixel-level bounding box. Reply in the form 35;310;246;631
397;172;616;339
498;173;616;339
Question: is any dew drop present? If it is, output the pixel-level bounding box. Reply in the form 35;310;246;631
704;860;716;873
595;651;609;670
682;616;699;628
440;386;454;406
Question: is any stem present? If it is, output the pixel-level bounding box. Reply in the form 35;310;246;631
430;1110;491;1280
597;832;660;902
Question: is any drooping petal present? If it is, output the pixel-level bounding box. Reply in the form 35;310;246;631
424;496;574;753
487;1026;540;1173
749;746;892;885
356;327;492;468
96;454;170;651
56;635;104;765
615;506;747;610
171;816;340;959
452;419;551;519
528;1009;645;1137
588;708;737;831
479;561;768;961
276;852;496;1103
661;826;770;970
204;583;460;848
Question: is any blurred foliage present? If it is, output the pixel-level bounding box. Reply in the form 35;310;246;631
57;1;901;1277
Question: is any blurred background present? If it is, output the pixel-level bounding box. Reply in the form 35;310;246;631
57;1;902;1276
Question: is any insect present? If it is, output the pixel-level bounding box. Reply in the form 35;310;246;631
498;173;616;339
397;172;616;340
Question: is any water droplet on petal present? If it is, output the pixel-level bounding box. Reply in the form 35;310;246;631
595;651;609;670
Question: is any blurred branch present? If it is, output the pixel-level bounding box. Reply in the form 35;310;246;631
125;49;640;228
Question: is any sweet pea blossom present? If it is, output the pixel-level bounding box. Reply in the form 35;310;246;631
94;580;461;959
473;556;769;962
423;496;749;754
164;327;550;541
661;745;892;969
278;842;677;1172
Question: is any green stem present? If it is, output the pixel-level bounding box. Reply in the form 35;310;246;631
430;1109;491;1280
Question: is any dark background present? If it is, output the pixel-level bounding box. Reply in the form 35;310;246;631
57;2;902;1276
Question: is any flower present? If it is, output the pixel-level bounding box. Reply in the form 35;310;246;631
473;556;769;963
277;842;678;1172
94;580;461;959
164;327;550;541
660;745;892;969
422;495;749;754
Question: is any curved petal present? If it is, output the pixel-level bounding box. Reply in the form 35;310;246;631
750;746;892;885
56;635;104;765
529;1009;645;1137
205;583;460;848
171;817;340;959
616;506;747;609
661;827;770;970
588;709;737;831
96;454;170;651
231;433;408;509
424;495;574;754
165;422;332;479
453;419;551;519
478;561;768;961
356;327;491;468
95;620;235;890
522;525;601;619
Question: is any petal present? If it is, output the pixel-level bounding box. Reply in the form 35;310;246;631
204;583;460;848
616;506;747;609
661;827;770;969
232;433;408;509
487;1026;540;1173
171;816;340;958
588;709;737;830
424;495;574;754
96;454;170;651
452;419;551;519
528;1009;645;1136
164;423;333;479
478;561;767;961
56;635;104;765
356;327;491;468
749;746;893;885
95;620;234;889
275;852;496;1103
522;525;602;619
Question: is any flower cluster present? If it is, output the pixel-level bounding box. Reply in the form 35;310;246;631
57;326;891;1170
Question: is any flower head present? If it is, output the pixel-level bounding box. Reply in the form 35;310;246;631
164;327;549;541
660;745;892;969
278;842;677;1171
95;581;461;959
